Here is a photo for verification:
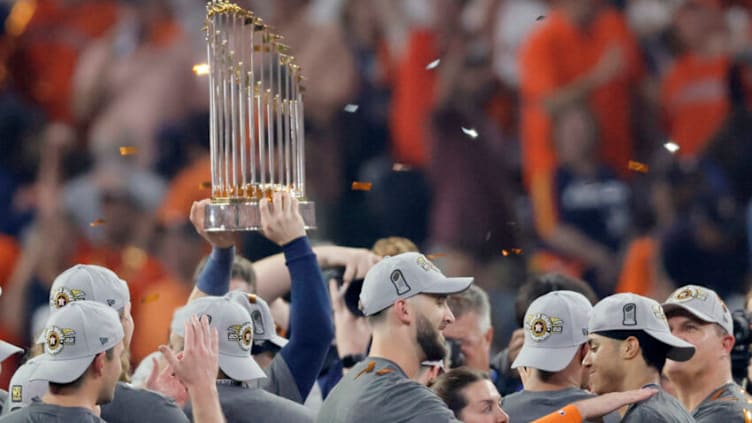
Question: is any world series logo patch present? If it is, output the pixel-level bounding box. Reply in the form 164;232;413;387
228;323;254;351
46;326;77;355
50;288;86;309
525;313;564;342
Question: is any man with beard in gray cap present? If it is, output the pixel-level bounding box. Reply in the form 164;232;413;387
316;252;473;423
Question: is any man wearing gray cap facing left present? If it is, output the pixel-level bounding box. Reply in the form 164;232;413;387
317;252;474;423
44;264;190;423
501;291;618;423
662;284;752;422
175;295;313;422
0;340;24;415
584;293;696;422
1;358;47;416
0;300;125;423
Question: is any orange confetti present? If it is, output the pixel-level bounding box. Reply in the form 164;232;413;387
351;181;373;191
198;181;212;190
511;248;523;255
502;250;509;256
89;218;107;227
141;293;160;304
426;253;446;260
628;160;649;173
502;248;523;256
119;146;138;156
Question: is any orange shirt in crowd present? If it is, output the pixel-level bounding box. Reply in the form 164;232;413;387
158;155;211;226
9;0;118;122
519;8;644;188
616;236;657;296
130;275;191;364
389;30;439;168
661;54;730;159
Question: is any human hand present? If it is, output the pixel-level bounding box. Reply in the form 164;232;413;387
318;247;381;284
506;328;525;366
329;279;371;356
159;315;219;396
190;199;235;248
145;354;189;407
259;191;306;246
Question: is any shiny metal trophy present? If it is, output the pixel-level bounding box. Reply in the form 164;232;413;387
203;0;315;231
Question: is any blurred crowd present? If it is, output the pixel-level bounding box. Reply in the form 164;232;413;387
2;0;752;392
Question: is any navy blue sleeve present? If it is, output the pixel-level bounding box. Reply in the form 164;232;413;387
196;246;234;295
280;236;335;399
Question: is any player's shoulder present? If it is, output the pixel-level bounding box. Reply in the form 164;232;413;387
694;384;752;423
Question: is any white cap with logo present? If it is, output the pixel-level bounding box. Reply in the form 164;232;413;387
48;264;130;313
589;293;695;362
177;296;266;382
512;291;593;372
359;252;473;316
225;291;288;349
0;340;22;363
662;284;733;334
30;300;124;384
3;357;47;415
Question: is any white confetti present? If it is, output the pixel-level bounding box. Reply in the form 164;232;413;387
664;141;680;154
344;104;359;113
461;127;479;139
426;59;441;70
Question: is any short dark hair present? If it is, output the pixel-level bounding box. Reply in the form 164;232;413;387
432;367;490;418
537;369;556;382
515;273;598;324
49;347;115;393
596;330;670;374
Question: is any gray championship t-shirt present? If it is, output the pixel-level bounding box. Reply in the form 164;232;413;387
259;354;304;404
316;357;460;423
100;382;189;423
622;386;695;423
501;387;620;423
0;400;106;423
692;383;752;423
184;380;313;423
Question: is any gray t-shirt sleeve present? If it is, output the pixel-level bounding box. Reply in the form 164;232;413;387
694;401;748;423
101;383;189;423
260;355;304;404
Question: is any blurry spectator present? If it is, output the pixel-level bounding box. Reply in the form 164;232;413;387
432;367;509;423
531;105;630;293
492;0;549;89
519;0;644;189
8;0;119;123
72;0;201;168
661;0;734;160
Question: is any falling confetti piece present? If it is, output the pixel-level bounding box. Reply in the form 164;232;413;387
426;59;441;70
142;293;160;304
426;253;446;260
502;249;509;257
502;248;523;257
198;181;212;190
193;63;210;75
89;218;107;227
461;127;479;139
485;232;492;241
392;163;412;172
344;104;359;113
351;181;373;191
119;146;138;156
664;141;680;154
627;160;649;173
511;248;523;255
536;15;545;21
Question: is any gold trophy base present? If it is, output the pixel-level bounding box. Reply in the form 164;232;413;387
204;200;316;232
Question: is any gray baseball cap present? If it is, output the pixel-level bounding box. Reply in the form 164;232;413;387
225;291;288;349
31;300;124;383
662;284;733;334
589;293;695;362
512;291;593;372
359;252;473;316
49;264;130;312
3;357;47;415
177;296;266;382
0;340;23;363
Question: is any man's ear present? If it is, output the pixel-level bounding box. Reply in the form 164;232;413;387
92;351;107;377
484;326;494;345
721;333;735;355
622;337;641;360
394;299;412;325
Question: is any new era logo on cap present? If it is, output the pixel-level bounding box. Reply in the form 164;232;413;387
359;252;474;316
662;284;733;334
